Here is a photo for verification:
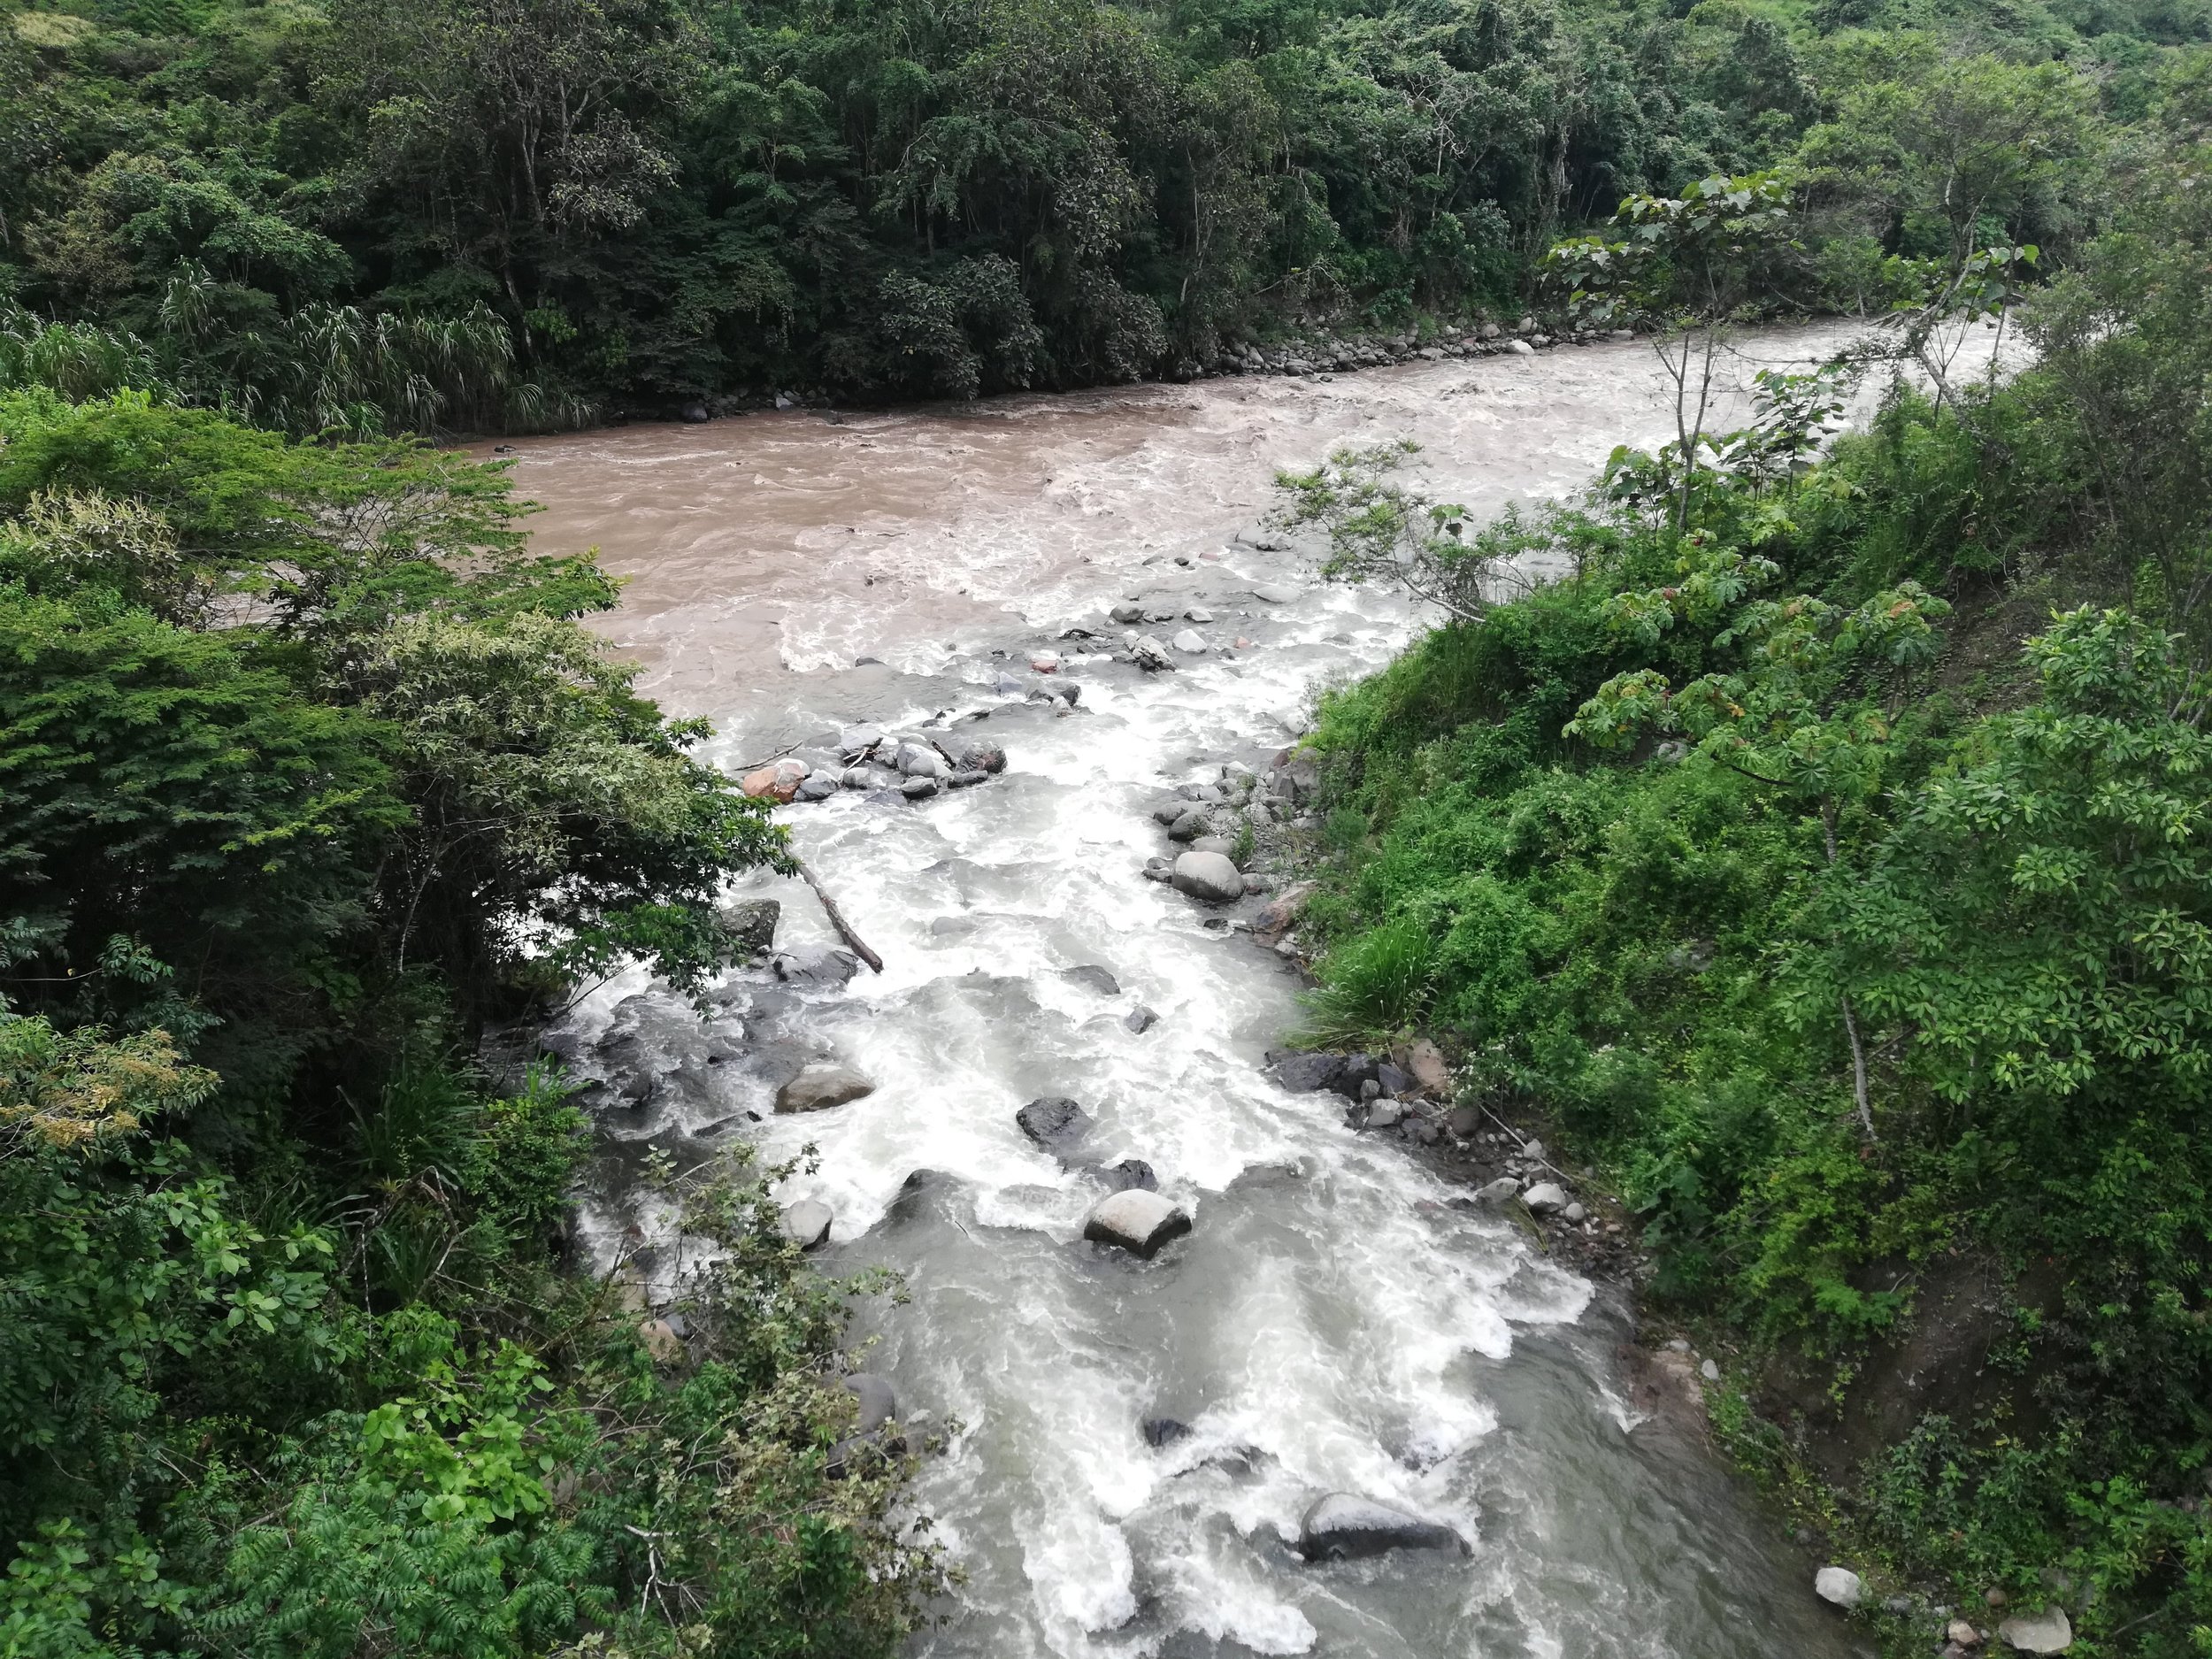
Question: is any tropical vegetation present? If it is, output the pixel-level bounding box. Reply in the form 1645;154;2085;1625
1282;98;2212;1655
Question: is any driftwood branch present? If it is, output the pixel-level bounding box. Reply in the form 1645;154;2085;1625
793;856;883;973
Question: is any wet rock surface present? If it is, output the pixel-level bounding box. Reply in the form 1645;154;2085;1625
1297;1494;1461;1561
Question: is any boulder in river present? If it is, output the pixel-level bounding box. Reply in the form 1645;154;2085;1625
776;1064;875;1113
1125;1004;1160;1033
1131;635;1176;672
1270;1050;1345;1093
1166;808;1210;842
1171;850;1244;903
901;776;940;800
838;723;885;759
1141;1417;1193;1448
718;898;780;959
1083;1188;1193;1258
780;1200;833;1249
932;730;1006;773
1815;1567;1864;1609
795;771;841;802
1296;1494;1460;1561
1017;1096;1095;1153
741;757;810;801
827;1372;902;1477
1094;1157;1158;1193
773;944;859;986
1171;627;1209;654
1997;1607;2073;1654
1110;602;1145;624
1059;964;1121;996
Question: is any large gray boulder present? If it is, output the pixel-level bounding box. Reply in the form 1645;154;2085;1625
827;1372;902;1477
776;1064;875;1113
1998;1607;2073;1653
837;723;885;759
795;771;841;802
773;944;859;986
1296;1494;1459;1561
1269;1050;1346;1093
1171;627;1209;655
1082;1189;1192;1258
1814;1566;1863;1609
780;1200;833;1249
1017;1096;1095;1154
932;729;1006;773
895;741;948;779
1058;964;1120;996
1521;1181;1568;1216
1171;851;1244;903
719;899;780;959
1131;636;1176;672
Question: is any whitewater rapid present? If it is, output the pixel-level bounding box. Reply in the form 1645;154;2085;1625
498;326;1904;1659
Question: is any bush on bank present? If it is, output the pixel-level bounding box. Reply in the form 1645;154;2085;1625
1286;159;2212;1651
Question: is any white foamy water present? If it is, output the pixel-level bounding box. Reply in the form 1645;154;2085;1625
503;330;1924;1659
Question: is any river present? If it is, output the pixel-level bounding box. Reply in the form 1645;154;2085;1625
497;326;1898;1659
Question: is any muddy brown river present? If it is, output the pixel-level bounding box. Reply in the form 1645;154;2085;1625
499;327;1909;1659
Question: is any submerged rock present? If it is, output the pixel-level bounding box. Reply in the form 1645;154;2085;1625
1059;964;1121;996
1296;1494;1459;1561
1171;850;1244;903
776;1064;875;1113
1141;1417;1193;1448
1082;1188;1192;1258
1125;1004;1160;1033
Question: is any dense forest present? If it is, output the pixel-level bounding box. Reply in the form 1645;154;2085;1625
6;0;2212;1654
0;0;2169;430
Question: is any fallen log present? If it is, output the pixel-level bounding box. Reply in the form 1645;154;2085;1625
793;857;884;973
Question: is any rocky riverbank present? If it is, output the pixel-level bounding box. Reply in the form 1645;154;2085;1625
626;314;1632;426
